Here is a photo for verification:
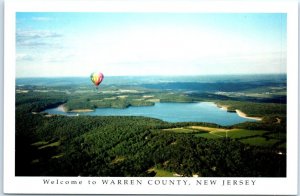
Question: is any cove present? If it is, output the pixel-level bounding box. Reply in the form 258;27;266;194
43;102;258;126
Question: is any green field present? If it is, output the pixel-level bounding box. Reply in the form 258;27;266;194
164;126;266;139
163;126;284;148
266;132;286;140
239;137;280;147
31;140;61;149
208;129;267;138
195;133;223;139
148;167;176;177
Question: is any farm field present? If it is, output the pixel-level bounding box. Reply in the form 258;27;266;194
163;126;284;148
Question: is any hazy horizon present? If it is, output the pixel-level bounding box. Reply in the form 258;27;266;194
16;74;287;87
15;73;287;79
16;13;287;77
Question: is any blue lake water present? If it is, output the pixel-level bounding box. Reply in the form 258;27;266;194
44;102;258;126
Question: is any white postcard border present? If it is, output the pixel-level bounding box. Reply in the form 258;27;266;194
4;0;299;195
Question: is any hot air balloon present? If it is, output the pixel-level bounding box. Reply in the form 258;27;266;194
90;72;104;89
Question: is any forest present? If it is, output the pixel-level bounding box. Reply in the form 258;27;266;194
15;75;287;177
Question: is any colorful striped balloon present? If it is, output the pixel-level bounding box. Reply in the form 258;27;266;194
90;72;104;87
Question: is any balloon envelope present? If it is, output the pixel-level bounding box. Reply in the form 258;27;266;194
90;72;104;87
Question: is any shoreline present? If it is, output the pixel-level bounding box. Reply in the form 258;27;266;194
56;102;262;120
235;109;262;121
69;109;94;113
215;103;262;121
57;104;66;112
57;104;94;113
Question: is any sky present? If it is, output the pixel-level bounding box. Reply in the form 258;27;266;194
16;13;287;77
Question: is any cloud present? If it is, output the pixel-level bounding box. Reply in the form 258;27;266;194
17;40;50;47
16;29;63;47
16;54;34;61
16;29;62;40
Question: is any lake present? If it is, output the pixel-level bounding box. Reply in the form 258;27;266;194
43;102;258;126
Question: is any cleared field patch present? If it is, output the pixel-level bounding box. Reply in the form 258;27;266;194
163;127;207;134
38;141;61;150
102;97;117;100
31;159;39;164
213;130;267;139
143;95;154;98
31;141;49;147
148;167;178;177
117;95;128;99
52;153;64;159
132;98;145;101
111;156;126;164
189;126;267;139
239;137;280;147
195;133;223;139
188;126;228;132
266;132;286;140
163;126;278;147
